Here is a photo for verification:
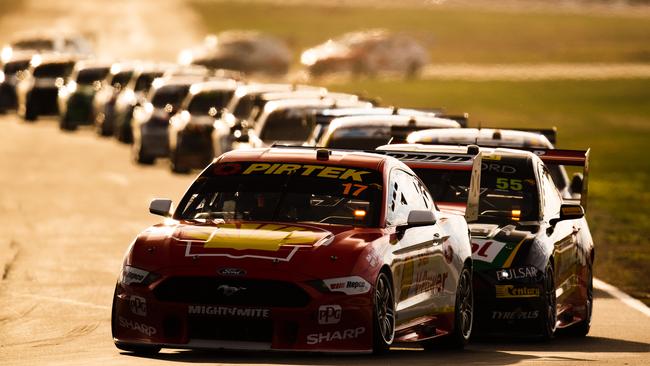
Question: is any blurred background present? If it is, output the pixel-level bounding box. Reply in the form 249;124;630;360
0;0;648;341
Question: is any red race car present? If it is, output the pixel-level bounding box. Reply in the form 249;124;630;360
111;147;475;354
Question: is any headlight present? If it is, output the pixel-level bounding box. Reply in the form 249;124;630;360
119;265;160;286
310;276;372;295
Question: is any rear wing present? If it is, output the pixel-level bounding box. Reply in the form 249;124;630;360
371;148;482;222
527;148;590;211
438;113;469;128
479;126;557;144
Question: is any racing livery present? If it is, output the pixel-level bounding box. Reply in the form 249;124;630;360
376;144;594;339
112;148;474;353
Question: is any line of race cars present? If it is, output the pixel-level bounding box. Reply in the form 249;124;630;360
1;30;595;355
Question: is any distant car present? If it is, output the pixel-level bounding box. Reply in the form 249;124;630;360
301;29;428;77
377;144;594;339
57;60;111;130
93;62;137;136
16;53;79;121
239;98;374;150
131;76;206;164
111;147;474;354
179;31;291;75
405;128;582;199
318;115;460;150
0;51;33;113
168;79;240;173
112;64;173;143
2;30;93;63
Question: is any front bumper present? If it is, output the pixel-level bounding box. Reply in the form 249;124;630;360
140;121;170;157
112;275;374;352
175;128;214;169
472;267;545;335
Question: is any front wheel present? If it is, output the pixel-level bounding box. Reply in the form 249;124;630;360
540;262;557;340
114;341;161;355
373;272;395;354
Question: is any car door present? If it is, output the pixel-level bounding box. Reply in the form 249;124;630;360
387;168;450;327
540;165;579;304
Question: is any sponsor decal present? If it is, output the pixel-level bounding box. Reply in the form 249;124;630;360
492;309;540;320
128;295;147;316
218;267;247;276
188;305;270;318
414;271;448;296
121;266;149;285
118;316;156;336
496;266;539;281
471;239;506;263
323;276;371;295
481;162;517;174
306;327;365;345
240;163;371;182
318;305;342;325
495;285;540;298
217;284;246;297
443;244;454;264
181;223;333;262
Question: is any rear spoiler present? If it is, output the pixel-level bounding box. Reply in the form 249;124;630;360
371;147;482;222
528;147;590;211
438;113;469;128
479;126;557;144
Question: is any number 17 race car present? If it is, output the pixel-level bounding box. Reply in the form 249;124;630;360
112;147;475;354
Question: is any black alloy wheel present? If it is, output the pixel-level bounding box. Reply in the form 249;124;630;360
373;272;395;353
540;262;557;340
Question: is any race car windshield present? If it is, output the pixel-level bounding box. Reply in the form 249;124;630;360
76;67;109;85
134;72;163;92
4;60;30;75
176;162;383;227
412;156;540;222
188;90;234;116
259;110;315;143
33;63;74;78
151;85;191;111
110;71;133;89
13;39;54;50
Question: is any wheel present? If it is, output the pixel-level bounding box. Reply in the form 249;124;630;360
405;62;422;79
170;150;190;174
373;272;395;354
422;265;473;350
59;115;77;131
567;264;593;337
24;103;38;121
540;262;557;340
133;142;155;165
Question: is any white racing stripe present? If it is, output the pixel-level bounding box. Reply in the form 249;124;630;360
594;278;650;318
13;293;110;311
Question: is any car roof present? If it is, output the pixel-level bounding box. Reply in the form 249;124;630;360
377;143;541;161
30;53;82;66
188;79;239;94
262;98;372;114
260;90;359;102
327;115;460;131
407;128;554;148
216;147;397;171
233;83;325;97
72;59;113;71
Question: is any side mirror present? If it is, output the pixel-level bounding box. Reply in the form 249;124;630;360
398;210;437;234
149;199;173;217
570;173;583;195
550;203;584;226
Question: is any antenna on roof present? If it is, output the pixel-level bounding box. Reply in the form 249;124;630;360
387;137;394;145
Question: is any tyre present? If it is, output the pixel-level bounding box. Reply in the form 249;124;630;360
567;264;593;337
133;142;155;165
373;271;395;354
59;115;77;131
170;150;190;174
422;265;473;350
540;262;557;340
24;102;38;122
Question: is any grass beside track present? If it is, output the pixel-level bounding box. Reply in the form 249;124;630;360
324;78;650;305
189;1;650;64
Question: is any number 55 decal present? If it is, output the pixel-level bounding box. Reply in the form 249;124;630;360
496;178;523;191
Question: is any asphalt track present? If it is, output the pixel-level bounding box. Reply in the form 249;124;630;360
0;114;649;365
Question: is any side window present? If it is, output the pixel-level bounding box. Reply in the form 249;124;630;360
386;169;429;226
541;166;562;219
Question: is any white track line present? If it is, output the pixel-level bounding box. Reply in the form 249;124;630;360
594;278;650;317
13;293;110;311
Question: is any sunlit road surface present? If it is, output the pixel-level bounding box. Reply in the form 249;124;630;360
0;115;648;365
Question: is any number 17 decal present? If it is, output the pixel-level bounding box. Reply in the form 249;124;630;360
342;183;368;196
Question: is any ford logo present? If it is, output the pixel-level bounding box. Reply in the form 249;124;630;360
218;268;246;276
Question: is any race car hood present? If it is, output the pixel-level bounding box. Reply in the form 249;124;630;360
127;221;378;280
469;222;539;272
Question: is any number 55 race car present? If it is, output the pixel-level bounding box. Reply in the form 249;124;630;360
112;147;475;354
376;144;594;339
